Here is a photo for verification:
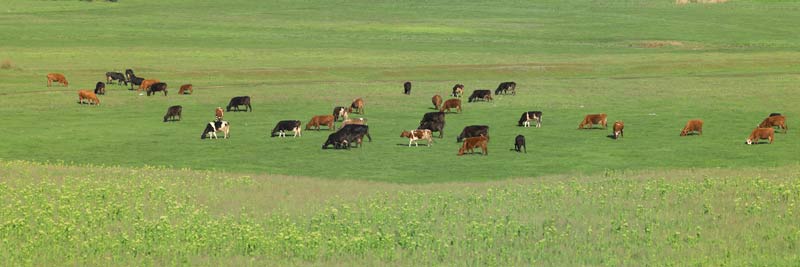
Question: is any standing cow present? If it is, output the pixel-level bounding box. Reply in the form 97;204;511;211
458;135;488;156
452;84;464;97
106;72;127;85
440;99;462;113
578;114;608;129
680;119;703;136
215;107;224;120
746;128;774;145
612;121;624;139
47;73;69;87
94;82;106;95
77;90;100;105
333;106;349;121
514;135;526;153
403;81;412;95
759;115;787;133
201;120;230;139
495;81;516;95
271;120;302;138
227;96;252;112
518;111;542;128
163;105;182;122
146;82;168;96
432;95;442;110
457;125;489;142
178;84;193;94
349;98;365;114
418;111;445;138
306;115;335;131
467;90;492;102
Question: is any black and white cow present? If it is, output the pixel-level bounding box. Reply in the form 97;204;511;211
271;120;302;138
518;111;542;128
322;124;372;149
201;120;230;139
495;81;516;95
227;96;252;112
418;111;445;138
106;72;127;85
514;135;526;153
403;81;412;95
457;125;489;142
333;106;349;121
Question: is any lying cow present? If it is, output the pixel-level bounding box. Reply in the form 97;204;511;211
306;115;335;130
403;81;412;95
514;135;526;153
349;97;365;114
179;84;193;94
227;96;252;112
680;119;703;136
400;129;433;147
341;118;367;129
457;125;489;142
432;95;443;110
440;99;462;113
759;115;787;133
147;82;167;96
458;135;488;156
94;82;106;95
452;84;464;97
333;106;349;121
201;120;230;139
163;105;182;122
77;90;100;105
612;121;624;139
518;111;542;128
271;120;302;138
578;113;608;129
746;128;774;145
495;81;516;95
47;73;69;87
468;90;493;103
106;72;127;85
418;111;445;138
322;124;372;149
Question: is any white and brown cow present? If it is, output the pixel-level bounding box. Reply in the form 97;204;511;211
400;129;433;147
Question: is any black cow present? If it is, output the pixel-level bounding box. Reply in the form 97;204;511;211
163;105;182;122
418;112;445;138
322;124;372;149
517;111;543;128
468;90;493;103
106;72;127;85
333;106;348;121
420;111;445;123
495;81;516;95
227;96;252;112
271;120;302;137
457;125;489;142
94;82;106;95
514;135;526;153
403;81;412;95
129;75;143;91
125;69;135;81
147;82;168;96
770;113;782;117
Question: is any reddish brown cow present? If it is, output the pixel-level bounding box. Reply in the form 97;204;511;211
178;84;193;94
746;128;775;145
680;119;703;136
432;95;443;110
758;115;787;133
47;73;68;87
458;135;488;156
440;99;462;113
348;98;365;114
578;114;608;129
215;107;224;120
306;115;335;130
612;121;624;139
139;79;159;92
77;90;100;105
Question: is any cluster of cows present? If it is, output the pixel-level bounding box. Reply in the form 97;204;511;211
55;72;790;155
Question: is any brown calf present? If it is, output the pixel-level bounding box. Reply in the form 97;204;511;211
400;129;433;147
348;98;365;114
47;73;68;87
680;119;703;136
440;99;462;113
758;115;787;133
306;115;335;130
458;135;488;156
746;128;775;145
432;95;443;110
612;121;624;139
77;90;100;105
178;84;193;94
578;113;608;129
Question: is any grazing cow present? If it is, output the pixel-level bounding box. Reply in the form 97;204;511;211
758;115;787;133
227;96;252;112
94;82;106;95
680;119;703;136
432;95;443;110
341;118;367;129
178;84;193;94
440;99;462;113
129;75;144;91
348;98;365;114
333;106;349;121
322;124;372;149
452;84;464;97
139;79;159;92
215;107;224;120
306;115;335;130
400;129;433;147
105;72;127;85
418;111;446;138
458;135;488;156
271;120;302;138
612;121;624;139
77;90;100;105
403;81;412;95
495;81;517;95
163;105;182;122
125;69;135;81
746;128;774;145
769;113;782;117
46;73;68;87
518;111;542;128
578;114;608;129
147;82;168;96
201;120;230;139
514;135;526;153
457;125;489;142
468;90;493;103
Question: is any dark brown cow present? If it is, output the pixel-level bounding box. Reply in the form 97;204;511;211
47;73;69;87
94;82;106;95
146;82;167;96
163;105;182;122
458;135;488;156
440;99;462;113
77;90;100;105
468;90;493;102
452;84;464;97
178;84;193;94
612;121;624;139
348;98;365;114
759;115;787;133
432;94;443;110
306;115;335;130
746;128;775;145
578;114;608;129
680;119;703;136
403;81;412;95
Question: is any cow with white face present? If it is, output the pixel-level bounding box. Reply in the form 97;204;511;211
201;120;230;139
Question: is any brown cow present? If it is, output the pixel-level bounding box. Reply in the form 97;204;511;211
452;84;464;97
400;129;433;147
458;135;488;156
348;98;365;114
306;115;335;130
47;73;68;87
440;99;462;113
578;114;608;129
680;119;703;136
139;79;159;92
612;121;624;139
432;95;443;110
178;84;193;94
746;128;775;145
77;90;100;105
215;107;224;120
758;115;787;133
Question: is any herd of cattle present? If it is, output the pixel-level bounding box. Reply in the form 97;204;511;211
50;72;789;155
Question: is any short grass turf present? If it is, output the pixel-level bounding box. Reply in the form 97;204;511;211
2;0;800;182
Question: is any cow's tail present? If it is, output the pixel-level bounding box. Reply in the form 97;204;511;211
366;132;372;142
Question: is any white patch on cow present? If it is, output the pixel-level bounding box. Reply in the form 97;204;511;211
293;127;301;137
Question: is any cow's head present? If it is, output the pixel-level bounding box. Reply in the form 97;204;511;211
680;128;688;136
746;138;754;145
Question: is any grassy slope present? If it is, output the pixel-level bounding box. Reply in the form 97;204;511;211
1;0;800;183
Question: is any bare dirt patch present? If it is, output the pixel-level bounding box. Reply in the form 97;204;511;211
675;0;728;4
639;40;685;48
